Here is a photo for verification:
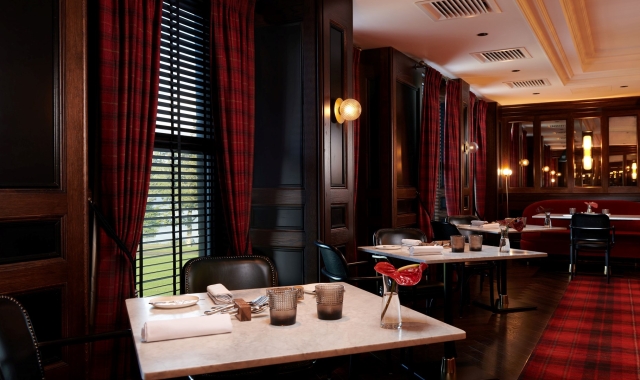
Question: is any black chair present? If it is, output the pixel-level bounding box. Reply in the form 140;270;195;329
570;213;615;283
372;228;444;314
315;240;380;293
431;220;496;315
181;255;278;294
445;214;480;241
0;295;131;380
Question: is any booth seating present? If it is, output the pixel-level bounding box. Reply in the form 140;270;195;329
520;200;640;260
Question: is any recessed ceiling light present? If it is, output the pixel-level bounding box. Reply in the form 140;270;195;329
621;85;628;88
512;70;520;72
477;33;488;36
533;93;540;95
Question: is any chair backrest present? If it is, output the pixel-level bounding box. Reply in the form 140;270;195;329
445;215;479;225
372;228;427;245
314;240;349;281
570;214;613;242
181;256;278;293
430;221;462;241
0;296;44;380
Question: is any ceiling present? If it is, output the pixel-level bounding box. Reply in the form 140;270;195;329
353;0;640;106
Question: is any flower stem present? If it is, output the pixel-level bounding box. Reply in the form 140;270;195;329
381;278;397;320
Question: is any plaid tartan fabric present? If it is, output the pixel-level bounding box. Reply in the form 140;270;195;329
93;1;162;378
469;92;476;215
418;67;443;239
520;277;640;379
211;0;256;256
444;80;461;215
474;100;488;219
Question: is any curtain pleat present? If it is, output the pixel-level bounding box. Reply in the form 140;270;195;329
469;92;476;216
418;67;443;239
475;100;488;219
444;80;461;216
92;1;162;378
210;0;256;256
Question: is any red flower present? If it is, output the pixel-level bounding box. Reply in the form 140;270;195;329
374;262;428;286
585;202;598;208
497;218;525;232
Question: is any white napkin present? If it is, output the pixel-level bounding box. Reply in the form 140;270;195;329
141;314;232;343
482;223;500;229
409;246;443;255
207;284;233;304
401;239;423;246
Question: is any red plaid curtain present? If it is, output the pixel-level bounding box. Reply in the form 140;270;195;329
353;47;361;212
444;80;461;216
418;66;443;239
475;100;488;219
210;0;256;256
469;92;476;215
92;1;162;378
522;129;528;187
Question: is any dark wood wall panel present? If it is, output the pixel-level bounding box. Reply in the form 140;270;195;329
0;219;61;264
395;80;420;187
0;1;59;187
251;206;304;230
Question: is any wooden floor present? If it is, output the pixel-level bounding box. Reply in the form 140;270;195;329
313;257;640;380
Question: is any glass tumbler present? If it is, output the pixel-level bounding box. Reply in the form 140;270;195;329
267;288;298;326
315;284;345;320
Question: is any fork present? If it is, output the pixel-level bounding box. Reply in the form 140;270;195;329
249;295;268;306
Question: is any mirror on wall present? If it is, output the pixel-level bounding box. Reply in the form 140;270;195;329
609;116;638;187
574;118;601;187
540;120;567;188
507;122;533;187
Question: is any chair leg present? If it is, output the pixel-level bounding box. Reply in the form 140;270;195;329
605;249;610;283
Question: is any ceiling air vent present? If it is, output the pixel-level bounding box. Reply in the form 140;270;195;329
471;47;532;63
504;78;551;88
415;0;502;21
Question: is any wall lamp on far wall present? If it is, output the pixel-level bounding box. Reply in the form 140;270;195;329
582;131;593;171
333;98;361;124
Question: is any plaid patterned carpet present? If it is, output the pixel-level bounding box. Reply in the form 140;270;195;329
520;277;640;379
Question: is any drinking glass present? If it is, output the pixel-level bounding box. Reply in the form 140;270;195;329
450;235;465;252
469;235;483;251
267;288;298;326
315;284;344;320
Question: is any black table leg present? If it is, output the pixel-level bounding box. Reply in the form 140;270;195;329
473;260;537;314
441;263;457;374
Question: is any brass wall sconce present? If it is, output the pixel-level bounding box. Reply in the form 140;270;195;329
464;141;479;154
333;98;361;124
582;131;593;170
519;158;529;166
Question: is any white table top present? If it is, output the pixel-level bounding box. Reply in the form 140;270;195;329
126;283;465;380
456;224;566;234
359;244;547;264
531;213;640;221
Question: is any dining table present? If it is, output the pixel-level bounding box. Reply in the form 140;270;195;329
531;213;640;221
126;282;466;380
455;224;566;234
358;244;547;374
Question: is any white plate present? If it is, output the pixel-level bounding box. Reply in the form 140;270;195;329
374;245;401;250
149;295;200;309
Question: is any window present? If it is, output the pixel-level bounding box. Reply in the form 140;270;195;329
136;0;214;297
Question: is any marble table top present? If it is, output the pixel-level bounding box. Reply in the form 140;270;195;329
358;244;547;264
456;224;566;234
126;282;466;379
531;213;640;221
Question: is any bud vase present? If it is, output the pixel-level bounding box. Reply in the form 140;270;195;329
544;212;552;228
380;275;402;329
499;225;510;252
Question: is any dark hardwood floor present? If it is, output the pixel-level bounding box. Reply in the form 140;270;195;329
314;257;640;380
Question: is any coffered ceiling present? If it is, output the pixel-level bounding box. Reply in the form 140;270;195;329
353;0;640;105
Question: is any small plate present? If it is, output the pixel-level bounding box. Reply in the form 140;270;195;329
375;245;401;250
149;295;199;309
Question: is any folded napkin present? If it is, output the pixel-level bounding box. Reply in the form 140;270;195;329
401;238;423;246
409;245;443;255
482;223;500;229
207;284;233;304
141;314;232;343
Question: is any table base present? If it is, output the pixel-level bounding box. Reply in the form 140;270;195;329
473;294;537;314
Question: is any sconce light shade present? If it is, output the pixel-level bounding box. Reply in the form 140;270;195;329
502;168;512;176
334;98;361;124
542;166;550;172
520;158;529;166
633;162;637;180
583;156;593;171
465;141;479;154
